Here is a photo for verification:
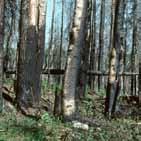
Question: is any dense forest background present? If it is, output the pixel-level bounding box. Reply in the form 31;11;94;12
0;0;141;140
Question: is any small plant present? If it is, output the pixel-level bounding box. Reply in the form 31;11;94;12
41;113;53;124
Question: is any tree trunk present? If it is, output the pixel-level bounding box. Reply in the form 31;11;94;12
34;0;46;107
98;0;105;90
131;1;137;96
122;0;127;95
77;0;91;99
47;0;56;84
89;0;96;89
16;0;46;113
137;1;141;103
54;0;64;116
62;0;89;119
0;0;4;112
105;0;120;117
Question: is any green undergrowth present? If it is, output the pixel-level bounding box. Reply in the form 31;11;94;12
0;111;140;141
0;88;141;141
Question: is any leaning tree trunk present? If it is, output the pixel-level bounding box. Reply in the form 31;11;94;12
0;0;4;112
62;0;89;120
105;0;121;117
16;0;46;114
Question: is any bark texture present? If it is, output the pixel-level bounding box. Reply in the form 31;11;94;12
105;0;121;116
98;0;105;90
16;0;46;112
137;1;141;103
62;0;89;119
0;0;4;112
89;0;96;89
54;0;64;116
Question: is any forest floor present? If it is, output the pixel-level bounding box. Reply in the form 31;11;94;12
0;81;141;141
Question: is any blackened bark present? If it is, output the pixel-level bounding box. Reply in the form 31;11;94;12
35;0;46;106
16;0;46;112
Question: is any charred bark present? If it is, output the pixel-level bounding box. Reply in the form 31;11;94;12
16;0;46;113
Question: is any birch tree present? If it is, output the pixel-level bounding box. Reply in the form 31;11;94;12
62;0;89;119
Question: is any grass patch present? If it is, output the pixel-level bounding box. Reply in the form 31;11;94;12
0;89;140;141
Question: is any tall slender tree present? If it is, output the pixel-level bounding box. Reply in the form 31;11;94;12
78;0;91;99
131;0;137;96
105;0;121;117
0;0;5;112
98;0;105;90
54;0;64;116
89;0;96;89
137;1;141;103
47;0;56;83
122;0;127;95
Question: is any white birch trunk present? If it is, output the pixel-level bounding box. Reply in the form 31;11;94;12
63;0;88;118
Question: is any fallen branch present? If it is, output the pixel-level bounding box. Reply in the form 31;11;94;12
2;87;15;104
